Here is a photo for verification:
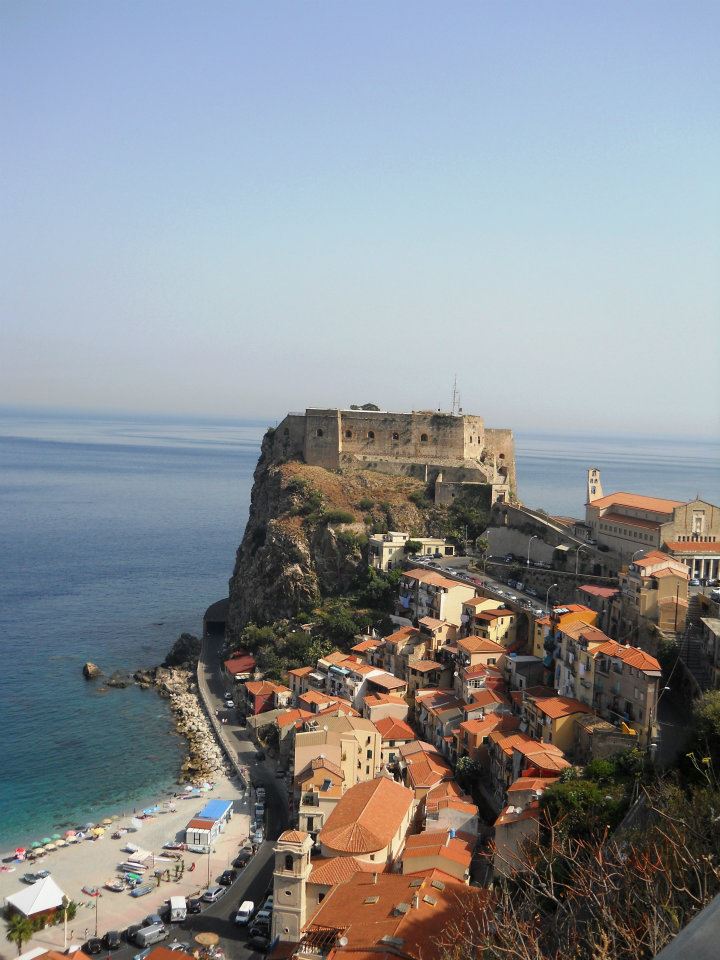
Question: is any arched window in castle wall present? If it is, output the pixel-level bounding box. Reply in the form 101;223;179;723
316;429;323;438
285;854;293;871
420;433;428;442
392;432;399;440
368;431;375;440
345;430;352;439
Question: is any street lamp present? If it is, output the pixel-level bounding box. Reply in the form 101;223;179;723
546;583;558;613
631;549;645;565
527;535;538;567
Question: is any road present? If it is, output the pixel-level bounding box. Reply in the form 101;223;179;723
110;637;290;960
412;556;548;615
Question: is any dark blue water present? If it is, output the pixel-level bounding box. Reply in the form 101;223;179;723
0;412;717;849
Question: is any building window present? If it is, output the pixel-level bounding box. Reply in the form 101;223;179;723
285;854;293;871
316;429;323;438
283;428;289;436
368;431;375;440
345;430;352;438
420;433;428;442
392;432;399;440
318;892;325;903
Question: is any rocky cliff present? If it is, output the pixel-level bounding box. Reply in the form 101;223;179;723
226;431;443;641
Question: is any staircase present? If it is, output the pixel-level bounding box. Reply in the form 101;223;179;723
678;595;711;693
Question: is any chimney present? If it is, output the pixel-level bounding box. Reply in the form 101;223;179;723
372;872;378;885
412;894;420;909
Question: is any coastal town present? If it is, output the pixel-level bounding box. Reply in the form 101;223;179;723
4;407;720;960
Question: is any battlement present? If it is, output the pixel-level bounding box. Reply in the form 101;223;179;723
269;407;516;502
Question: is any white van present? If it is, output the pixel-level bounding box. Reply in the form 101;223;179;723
235;900;254;925
134;924;168;947
169;896;187;922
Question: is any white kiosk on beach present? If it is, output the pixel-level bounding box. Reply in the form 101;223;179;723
184;798;233;853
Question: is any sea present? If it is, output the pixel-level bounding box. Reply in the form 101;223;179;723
1;411;718;851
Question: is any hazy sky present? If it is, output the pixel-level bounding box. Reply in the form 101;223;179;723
1;1;718;435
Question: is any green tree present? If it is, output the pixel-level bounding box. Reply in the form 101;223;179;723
455;755;478;788
404;539;423;555
6;913;33;955
541;778;626;837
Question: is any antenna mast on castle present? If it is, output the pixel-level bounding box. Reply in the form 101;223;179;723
451;374;459;416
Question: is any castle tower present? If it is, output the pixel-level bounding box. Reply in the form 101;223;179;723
271;829;313;943
587;468;604;504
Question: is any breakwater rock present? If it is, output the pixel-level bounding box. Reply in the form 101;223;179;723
136;664;225;784
83;661;103;679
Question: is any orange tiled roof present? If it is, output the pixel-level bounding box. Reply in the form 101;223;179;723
507;776;559;794
276;708;314;728
528;695;594;720
407;658;443;673
287;666;314;677
297;756;344;781
368;672;407;690
383;625;421;647
589;492;683;513
494;799;541;827
402;830;473;868
592;640;661;673
307;855;379;886
560;621;612;644
277;829;309;843
352;638;383;652
245;680;290;696
318;778;415;854
374;717;416;742
363;693;408;707
403;568;465;590
458;636;506;655
304;871;487;960
665;540;720;554
578;585;619;599
418;616;446;630
600;512;662;531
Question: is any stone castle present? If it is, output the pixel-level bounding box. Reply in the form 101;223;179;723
268;407;517;505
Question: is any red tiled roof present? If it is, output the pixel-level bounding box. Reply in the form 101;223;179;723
418;616;445;630
304;871;488;960
186;818;214;830
407;658;443;672
507;776;559;794
589;492;682;513
458;636;506;654
276;708;314;728
307;856;379;886
600;512;662;530
318;778;414;854
224;653;256;674
494;799;541;827
384;626;421;647
578;585;619;599
528;695;594;719
375;717;416;742
287;666;314;677
402;830;473;868
592;640;661;673
368;672;407;690
278;829;309;843
665;541;720;554
363;693;408;707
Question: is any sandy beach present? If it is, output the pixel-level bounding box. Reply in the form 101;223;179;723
0;770;250;953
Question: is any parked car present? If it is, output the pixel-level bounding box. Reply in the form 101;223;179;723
84;940;103;956
252;828;264;844
186;898;202;915
21;873;39;884
235;900;255;925
142;914;164;928
203;886;226;903
125;925;142;943
233;851;252;868
218;869;237;886
246;934;270;954
526;587;538;597
690;578;701;586
133;949;152;960
167;942;191;953
103;931;122;950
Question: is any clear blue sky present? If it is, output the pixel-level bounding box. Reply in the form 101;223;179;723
1;1;718;435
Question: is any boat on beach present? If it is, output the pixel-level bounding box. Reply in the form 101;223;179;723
104;878;126;892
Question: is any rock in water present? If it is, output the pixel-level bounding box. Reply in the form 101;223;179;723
83;661;102;679
162;633;201;668
106;670;131;689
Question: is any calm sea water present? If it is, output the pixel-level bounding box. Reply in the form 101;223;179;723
0;412;718;849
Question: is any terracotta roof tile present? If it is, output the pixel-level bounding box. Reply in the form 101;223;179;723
528;695;594;719
589;492;682;513
458;636;506;654
592;640;661;673
665;540;720;554
374;717;416;742
307;856;380;886
277;829;309;843
318;778;414;855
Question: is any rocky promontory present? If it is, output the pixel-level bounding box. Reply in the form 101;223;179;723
225;431;447;642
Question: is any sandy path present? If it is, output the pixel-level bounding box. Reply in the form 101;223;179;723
0;771;251;952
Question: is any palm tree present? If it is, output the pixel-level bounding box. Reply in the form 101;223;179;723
6;913;34;955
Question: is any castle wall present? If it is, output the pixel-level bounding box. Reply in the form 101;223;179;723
273;414;307;461
335;410;482;462
303;409;342;470
483;428;517;494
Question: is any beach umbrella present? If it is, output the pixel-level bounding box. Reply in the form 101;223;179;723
30;841;41;849
55;839;67;847
64;830;76;838
44;843;57;851
102;818;113;825
195;933;219;947
41;837;52;845
51;833;61;840
15;848;26;859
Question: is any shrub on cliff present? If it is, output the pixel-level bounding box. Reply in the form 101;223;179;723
321;508;356;525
